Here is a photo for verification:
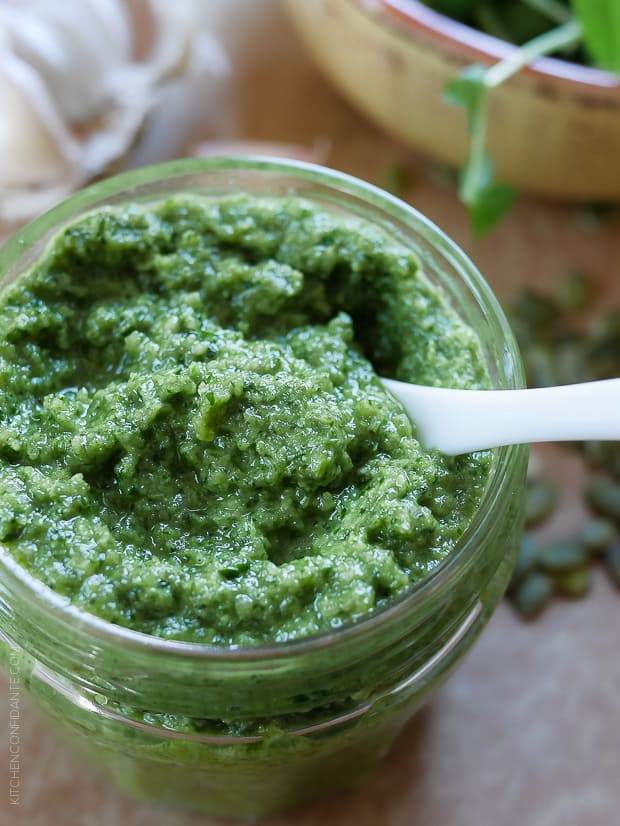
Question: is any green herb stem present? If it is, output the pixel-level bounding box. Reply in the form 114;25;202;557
485;19;583;87
461;98;488;204
459;18;582;213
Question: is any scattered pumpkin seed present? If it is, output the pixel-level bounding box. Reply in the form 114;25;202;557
512;571;553;620
588;308;620;341
583;441;620;480
538;540;587;573
586;478;620;523
554;270;592;313
604;541;620;590
508;533;539;592
525;478;558;527
504;274;620;617
553;567;591;598
578;518;616;558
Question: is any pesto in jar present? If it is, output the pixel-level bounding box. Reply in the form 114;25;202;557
0;196;490;645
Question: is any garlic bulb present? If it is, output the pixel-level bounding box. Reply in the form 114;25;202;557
0;0;229;222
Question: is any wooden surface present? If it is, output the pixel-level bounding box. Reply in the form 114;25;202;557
2;2;619;824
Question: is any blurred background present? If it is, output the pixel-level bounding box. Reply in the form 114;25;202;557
1;1;619;825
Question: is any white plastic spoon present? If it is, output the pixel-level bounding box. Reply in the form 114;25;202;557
382;377;620;456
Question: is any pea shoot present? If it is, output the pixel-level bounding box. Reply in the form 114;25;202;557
426;0;620;233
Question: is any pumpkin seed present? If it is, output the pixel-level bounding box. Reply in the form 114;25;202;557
502;275;620;617
582;442;620;480
555;271;592;313
604;541;620;590
578;518;616;558
525;478;558;527
586;478;620;523
508;533;539;593
553;568;590;598
511;571;553;620
588;308;620;341
538;540;587;572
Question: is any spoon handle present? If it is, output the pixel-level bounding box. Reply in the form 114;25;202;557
382;378;620;456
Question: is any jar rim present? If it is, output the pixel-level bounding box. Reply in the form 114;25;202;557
0;156;526;661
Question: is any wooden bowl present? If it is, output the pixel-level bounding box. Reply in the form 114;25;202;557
283;0;620;200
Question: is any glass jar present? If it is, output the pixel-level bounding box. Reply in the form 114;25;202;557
0;158;527;818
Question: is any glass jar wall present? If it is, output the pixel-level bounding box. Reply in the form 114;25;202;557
0;158;527;818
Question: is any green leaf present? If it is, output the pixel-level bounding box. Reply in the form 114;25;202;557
466;181;517;236
446;71;517;235
460;155;516;235
443;64;487;112
570;0;620;72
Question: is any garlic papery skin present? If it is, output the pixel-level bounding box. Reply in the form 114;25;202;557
0;0;229;224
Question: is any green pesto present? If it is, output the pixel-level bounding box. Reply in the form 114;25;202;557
0;196;490;646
